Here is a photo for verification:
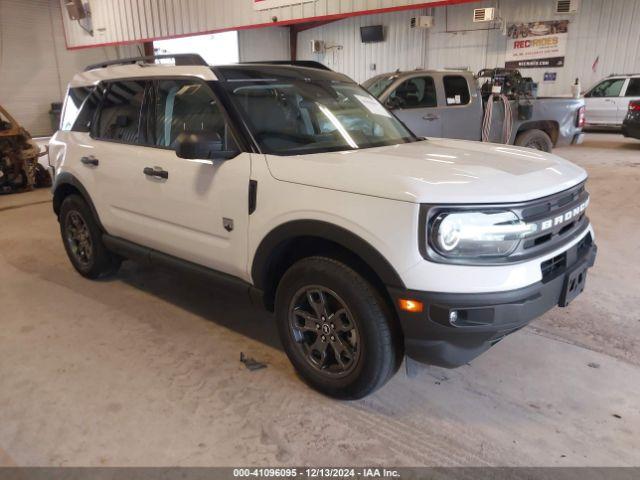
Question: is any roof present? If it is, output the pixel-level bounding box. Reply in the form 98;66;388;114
70;64;217;87
362;69;473;85
70;55;347;88
212;63;353;83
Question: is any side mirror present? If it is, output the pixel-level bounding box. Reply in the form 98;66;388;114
175;131;239;160
385;97;401;110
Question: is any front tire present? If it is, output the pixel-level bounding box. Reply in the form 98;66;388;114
514;129;553;152
275;257;399;399
59;194;120;279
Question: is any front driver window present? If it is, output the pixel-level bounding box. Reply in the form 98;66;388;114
388;77;437;109
154;80;236;151
587;79;625;98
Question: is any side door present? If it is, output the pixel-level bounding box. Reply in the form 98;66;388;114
620;78;640;123
51;84;104;201
440;74;483;141
93;78;251;280
384;75;443;138
584;78;626;126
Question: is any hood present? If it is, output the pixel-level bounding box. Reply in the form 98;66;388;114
264;138;587;204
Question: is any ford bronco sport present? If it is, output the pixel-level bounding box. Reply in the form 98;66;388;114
50;55;597;399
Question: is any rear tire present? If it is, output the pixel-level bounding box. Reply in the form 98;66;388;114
514;129;553;152
59;194;121;279
275;256;399;399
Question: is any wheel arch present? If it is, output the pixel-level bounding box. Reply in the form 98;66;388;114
251;220;406;312
516;121;559;145
52;172;105;231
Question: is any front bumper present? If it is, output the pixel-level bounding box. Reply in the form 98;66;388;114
389;234;597;368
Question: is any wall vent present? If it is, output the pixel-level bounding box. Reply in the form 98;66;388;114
556;0;580;14
473;8;495;22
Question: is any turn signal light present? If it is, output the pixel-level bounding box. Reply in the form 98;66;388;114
398;299;424;313
630;101;640;112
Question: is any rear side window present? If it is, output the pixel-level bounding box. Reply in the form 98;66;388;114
61;86;99;132
153;79;236;150
443;76;470;105
625;79;640;97
388;77;437;109
95;80;147;144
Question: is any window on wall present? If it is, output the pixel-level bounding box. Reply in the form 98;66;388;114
153;31;239;65
388;77;437;109
443;76;470;105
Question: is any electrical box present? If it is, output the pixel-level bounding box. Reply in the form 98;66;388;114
65;0;86;20
310;40;325;54
410;16;434;29
473;8;496;22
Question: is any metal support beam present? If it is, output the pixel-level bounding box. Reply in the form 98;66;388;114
143;41;154;57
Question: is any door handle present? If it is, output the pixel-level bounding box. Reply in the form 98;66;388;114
80;155;99;166
143;166;169;179
423;114;440;121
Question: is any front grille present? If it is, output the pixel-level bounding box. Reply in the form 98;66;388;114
508;182;590;261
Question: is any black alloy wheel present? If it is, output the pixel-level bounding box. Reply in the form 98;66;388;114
289;286;360;377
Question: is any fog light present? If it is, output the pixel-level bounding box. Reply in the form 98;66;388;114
449;310;459;324
399;299;424;313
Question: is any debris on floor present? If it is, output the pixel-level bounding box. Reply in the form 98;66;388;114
240;352;267;371
588;362;601;369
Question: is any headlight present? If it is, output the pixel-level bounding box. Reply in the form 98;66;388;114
429;210;537;259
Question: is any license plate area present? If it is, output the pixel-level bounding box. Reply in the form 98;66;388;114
559;261;588;307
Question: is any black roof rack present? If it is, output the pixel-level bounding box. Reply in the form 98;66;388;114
84;54;208;71
241;60;332;71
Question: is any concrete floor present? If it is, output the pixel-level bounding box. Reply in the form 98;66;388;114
1;133;639;467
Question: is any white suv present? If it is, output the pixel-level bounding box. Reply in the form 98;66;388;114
50;55;597;399
584;74;640;128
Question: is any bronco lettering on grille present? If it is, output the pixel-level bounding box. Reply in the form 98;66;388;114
537;198;589;232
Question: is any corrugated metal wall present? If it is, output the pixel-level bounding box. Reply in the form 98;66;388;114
298;8;429;82
298;0;640;95
0;0;120;135
61;0;466;49
238;27;290;61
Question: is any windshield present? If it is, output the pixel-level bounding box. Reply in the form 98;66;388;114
223;79;416;155
362;75;397;98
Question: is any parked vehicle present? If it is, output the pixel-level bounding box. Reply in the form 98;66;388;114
50;55;597;399
0;105;51;194
584;74;640;129
362;69;585;152
622;100;640;140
